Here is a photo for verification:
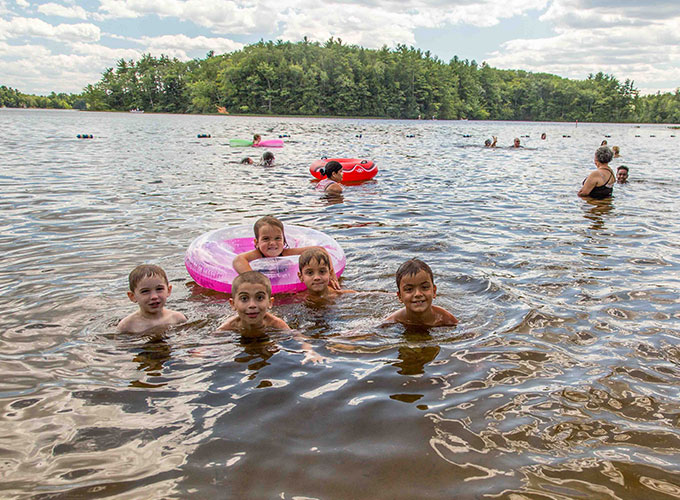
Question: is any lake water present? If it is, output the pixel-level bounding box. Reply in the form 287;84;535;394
2;108;679;499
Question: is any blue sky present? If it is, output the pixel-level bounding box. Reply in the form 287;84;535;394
1;0;678;96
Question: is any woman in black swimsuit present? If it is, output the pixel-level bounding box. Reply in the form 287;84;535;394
578;146;615;199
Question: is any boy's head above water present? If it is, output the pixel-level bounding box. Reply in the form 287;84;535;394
229;271;274;328
232;270;272;297
298;248;332;294
129;264;168;292
395;259;436;313
396;259;434;290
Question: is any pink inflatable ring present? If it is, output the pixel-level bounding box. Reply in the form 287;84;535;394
310;158;378;183
185;224;346;294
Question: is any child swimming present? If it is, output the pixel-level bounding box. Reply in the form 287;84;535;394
233;216;340;290
384;259;458;327
218;271;289;335
297;248;355;300
316;161;343;195
117;264;187;333
253;134;261;146
259;152;275;166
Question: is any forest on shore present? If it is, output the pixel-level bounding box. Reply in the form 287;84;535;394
3;39;680;123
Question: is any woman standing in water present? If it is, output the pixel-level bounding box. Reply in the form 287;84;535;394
578;146;615;199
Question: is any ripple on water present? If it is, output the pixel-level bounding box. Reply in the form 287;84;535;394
1;110;680;498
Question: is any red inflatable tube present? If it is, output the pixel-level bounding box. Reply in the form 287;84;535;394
309;158;378;183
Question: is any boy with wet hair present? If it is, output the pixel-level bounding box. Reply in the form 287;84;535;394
117;264;187;333
297;248;355;300
384;259;458;327
218;271;289;335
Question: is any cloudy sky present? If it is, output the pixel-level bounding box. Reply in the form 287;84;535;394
1;0;679;96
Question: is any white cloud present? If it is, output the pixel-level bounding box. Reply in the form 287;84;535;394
137;34;244;59
37;3;89;19
96;0;260;33
0;40;143;93
485;0;680;93
0;16;100;42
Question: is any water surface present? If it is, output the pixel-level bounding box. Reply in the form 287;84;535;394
1;109;679;499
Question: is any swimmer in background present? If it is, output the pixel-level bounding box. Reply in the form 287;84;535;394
117;264;187;333
601;140;608;146
298;248;355;301
484;136;497;148
253;134;261;146
617;165;629;184
240;157;254;164
218;271;289;335
612;146;621;158
316;161;343;195
541;133;547;140
578;146;615;199
233;216;340;290
384;259;458;327
512;137;522;148
259;152;275;166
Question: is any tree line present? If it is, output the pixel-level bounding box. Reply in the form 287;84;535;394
3;39;680;123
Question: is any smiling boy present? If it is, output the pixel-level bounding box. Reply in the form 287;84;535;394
384;259;458;327
117;264;187;333
297;248;355;300
218;271;289;335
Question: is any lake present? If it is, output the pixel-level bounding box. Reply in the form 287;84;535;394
1;108;679;498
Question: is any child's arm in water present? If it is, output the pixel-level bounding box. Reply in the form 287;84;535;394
293;332;327;365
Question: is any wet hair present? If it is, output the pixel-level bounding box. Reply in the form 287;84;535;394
541;133;547;139
319;160;342;179
484;139;492;146
601;140;608;146
253;134;261;142
262;152;275;165
395;259;434;290
612;146;620;154
128;264;168;291
617;165;629;173
595;146;613;164
240;157;253;164
232;271;272;297
299;248;331;270
253;216;288;247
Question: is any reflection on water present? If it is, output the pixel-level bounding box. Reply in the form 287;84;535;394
1;109;679;498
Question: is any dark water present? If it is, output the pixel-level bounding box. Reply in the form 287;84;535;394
2;109;680;499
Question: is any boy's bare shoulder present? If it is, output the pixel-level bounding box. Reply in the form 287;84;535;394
432;306;459;326
265;313;290;330
217;315;240;331
383;307;406;323
117;311;143;333
168;309;188;324
117;308;187;333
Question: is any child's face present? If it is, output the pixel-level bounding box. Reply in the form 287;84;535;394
127;274;171;315
229;283;273;327
254;224;285;258
298;258;331;294
397;270;436;314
